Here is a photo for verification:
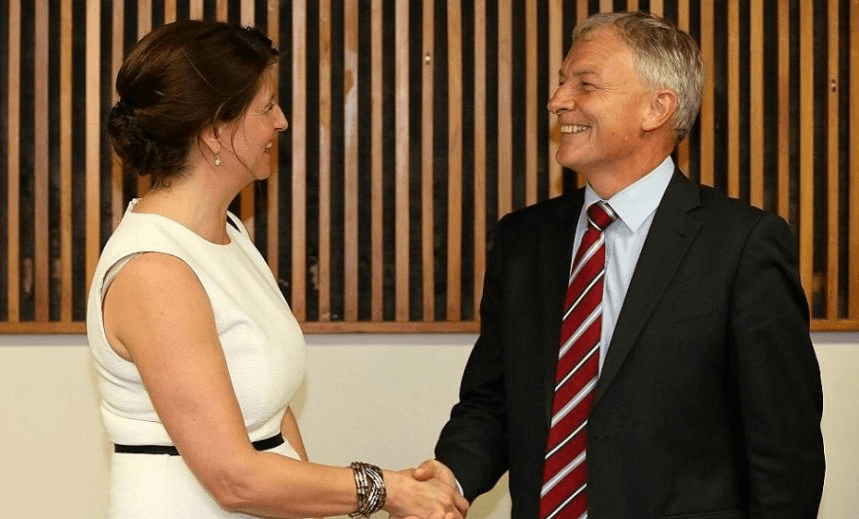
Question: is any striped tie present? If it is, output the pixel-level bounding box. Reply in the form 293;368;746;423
540;201;617;519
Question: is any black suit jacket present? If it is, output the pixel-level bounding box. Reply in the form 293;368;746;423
435;171;825;518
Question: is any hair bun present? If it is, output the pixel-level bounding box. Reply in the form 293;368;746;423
107;99;187;177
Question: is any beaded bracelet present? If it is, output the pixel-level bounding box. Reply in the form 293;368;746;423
349;461;386;518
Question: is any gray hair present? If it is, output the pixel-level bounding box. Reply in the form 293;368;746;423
573;11;703;143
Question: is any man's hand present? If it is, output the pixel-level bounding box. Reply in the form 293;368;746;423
413;459;459;493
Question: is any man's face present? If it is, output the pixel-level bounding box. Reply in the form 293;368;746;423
547;27;652;179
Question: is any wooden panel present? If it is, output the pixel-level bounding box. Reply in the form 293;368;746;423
7;0;21;322
421;0;435;321
777;0;790;221
699;1;714;186
86;1;101;292
473;0;487;317
799;0;814;307
395;0;409;321
727;0;740;198
290;0;307;321
525;0;537;206
343;0;359;321
370;0;383;320
34;0;49;321
318;0;332;320
827;0;839;320
547;0;562;197
749;0;764;208
3;0;858;333
497;1;512;217
60;0;73;321
447;0;463;320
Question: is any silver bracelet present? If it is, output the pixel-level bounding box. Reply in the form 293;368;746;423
349;462;386;518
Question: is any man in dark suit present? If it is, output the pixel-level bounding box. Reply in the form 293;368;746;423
414;11;825;519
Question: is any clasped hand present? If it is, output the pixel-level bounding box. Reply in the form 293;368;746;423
385;460;467;519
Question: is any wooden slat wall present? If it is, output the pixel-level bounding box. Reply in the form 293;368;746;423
2;0;858;334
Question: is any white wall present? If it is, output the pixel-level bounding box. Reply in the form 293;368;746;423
1;332;856;519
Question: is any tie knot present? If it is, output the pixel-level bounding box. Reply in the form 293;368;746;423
587;202;617;232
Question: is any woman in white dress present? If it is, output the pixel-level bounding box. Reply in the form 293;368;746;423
87;20;467;519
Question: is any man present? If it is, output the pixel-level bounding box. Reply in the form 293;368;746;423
415;11;825;519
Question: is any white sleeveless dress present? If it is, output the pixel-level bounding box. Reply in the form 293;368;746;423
87;199;306;518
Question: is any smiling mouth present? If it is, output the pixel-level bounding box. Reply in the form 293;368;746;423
559;124;590;134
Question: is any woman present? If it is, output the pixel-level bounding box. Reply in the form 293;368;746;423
87;20;467;518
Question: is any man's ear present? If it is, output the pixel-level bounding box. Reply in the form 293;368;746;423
642;89;677;133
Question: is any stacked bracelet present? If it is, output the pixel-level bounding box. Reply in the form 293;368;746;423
349;461;386;518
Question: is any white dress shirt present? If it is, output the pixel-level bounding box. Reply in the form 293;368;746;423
573;156;675;371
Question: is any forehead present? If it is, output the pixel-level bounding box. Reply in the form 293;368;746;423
561;27;633;75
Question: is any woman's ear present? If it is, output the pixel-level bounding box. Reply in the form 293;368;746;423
642;89;678;133
200;124;222;156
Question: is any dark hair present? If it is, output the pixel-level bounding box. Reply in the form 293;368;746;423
107;20;279;186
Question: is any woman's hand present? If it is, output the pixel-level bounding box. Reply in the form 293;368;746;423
383;468;469;519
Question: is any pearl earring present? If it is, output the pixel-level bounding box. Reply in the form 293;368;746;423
214;154;222;167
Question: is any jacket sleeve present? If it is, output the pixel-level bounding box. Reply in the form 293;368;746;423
728;212;825;517
435;217;511;502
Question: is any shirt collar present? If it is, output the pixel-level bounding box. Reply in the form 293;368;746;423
583;156;675;233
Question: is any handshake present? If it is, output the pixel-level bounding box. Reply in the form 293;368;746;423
382;459;468;519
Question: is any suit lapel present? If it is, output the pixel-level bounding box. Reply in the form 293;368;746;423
592;171;702;410
540;190;585;427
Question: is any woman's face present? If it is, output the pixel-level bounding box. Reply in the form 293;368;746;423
222;70;287;181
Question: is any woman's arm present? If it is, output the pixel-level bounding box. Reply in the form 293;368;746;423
103;252;467;518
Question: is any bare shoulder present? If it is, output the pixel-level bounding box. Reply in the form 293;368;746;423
103;252;215;360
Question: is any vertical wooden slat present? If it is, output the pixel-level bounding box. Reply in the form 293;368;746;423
749;0;764;208
190;0;203;19
727;0;739;198
370;0;383;320
650;0;664;15
799;0;814;305
547;0;562;197
239;1;255;232
473;0;487;318
266;0;280;275
137;0;152;197
291;0;307;321
827;0;839;320
627;0;639;12
421;0;435;321
447;0;463;320
395;1;410;321
111;1;124;230
577;1;587;26
524;0;537;206
60;0;73;321
164;0;177;23
699;1;714;186
86;1;101;291
343;0;359;321
777;0;790;221
7;0;21;322
851;0;859;319
318;0;332;320
599;0;612;14
34;0;49;321
216;0;228;21
497;0;512;216
675;0;690;173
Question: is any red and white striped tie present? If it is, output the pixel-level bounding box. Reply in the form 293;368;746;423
540;201;617;519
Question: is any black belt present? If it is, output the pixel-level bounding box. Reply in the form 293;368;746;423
114;433;284;456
